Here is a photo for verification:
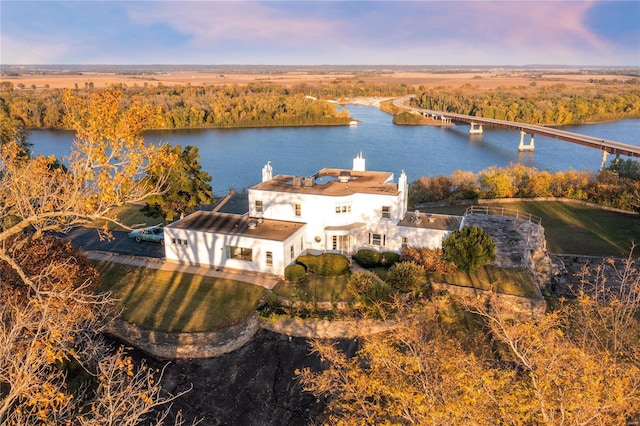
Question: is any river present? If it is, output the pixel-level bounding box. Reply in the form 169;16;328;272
27;105;640;195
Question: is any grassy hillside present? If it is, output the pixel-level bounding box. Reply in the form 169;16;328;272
422;200;639;257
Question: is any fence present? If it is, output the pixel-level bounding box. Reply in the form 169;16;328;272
465;205;542;226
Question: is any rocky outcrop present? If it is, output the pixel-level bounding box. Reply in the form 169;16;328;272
260;316;394;339
462;213;563;295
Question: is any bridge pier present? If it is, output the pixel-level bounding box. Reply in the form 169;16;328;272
518;130;535;152
469;122;483;134
601;150;609;169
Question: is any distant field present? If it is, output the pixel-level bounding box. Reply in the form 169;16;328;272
423;200;640;257
2;69;626;91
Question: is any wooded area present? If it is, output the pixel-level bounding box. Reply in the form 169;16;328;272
414;82;640;125
0;81;412;130
409;162;640;213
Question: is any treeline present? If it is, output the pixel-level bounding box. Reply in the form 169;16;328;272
409;160;640;212
414;83;640;125
0;81;412;130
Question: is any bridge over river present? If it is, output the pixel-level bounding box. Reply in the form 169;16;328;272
393;96;640;167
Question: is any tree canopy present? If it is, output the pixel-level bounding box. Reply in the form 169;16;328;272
443;225;496;272
415;83;640;125
298;255;640;424
0;89;183;424
143;144;214;221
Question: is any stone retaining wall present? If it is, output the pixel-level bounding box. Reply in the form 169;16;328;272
106;315;260;360
260;316;394;339
431;282;546;319
107;313;394;359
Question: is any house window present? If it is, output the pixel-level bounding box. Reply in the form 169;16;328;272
300;237;304;252
172;238;188;246
294;203;301;217
226;246;253;261
382;206;391;219
369;233;385;246
290;245;295;261
335;203;351;214
402;237;408;248
266;251;273;266
332;235;338;250
255;200;263;214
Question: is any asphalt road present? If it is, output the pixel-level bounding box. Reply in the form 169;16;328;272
60;227;164;258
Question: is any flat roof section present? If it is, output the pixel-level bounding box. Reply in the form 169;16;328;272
251;168;399;196
398;212;463;231
166;211;305;242
213;193;250;215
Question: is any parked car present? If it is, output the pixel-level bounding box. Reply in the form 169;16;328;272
128;226;165;245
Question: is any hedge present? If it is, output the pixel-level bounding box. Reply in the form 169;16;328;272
354;250;400;268
296;253;350;276
284;264;306;282
354;249;381;268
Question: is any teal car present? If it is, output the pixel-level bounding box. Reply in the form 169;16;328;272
128;226;165;245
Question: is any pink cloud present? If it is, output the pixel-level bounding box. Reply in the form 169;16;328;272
126;1;341;48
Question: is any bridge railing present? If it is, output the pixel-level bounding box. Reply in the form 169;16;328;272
464;205;542;226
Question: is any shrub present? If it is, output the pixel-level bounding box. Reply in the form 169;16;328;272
347;271;392;318
443;225;495;272
400;246;452;273
284;264;306;282
385;261;426;293
380;251;400;266
354;249;382;268
297;253;349;276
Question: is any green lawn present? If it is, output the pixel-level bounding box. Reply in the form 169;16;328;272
428;265;538;298
93;261;265;332
273;273;351;302
422;200;639;257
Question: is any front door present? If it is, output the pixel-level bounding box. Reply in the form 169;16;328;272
332;235;350;253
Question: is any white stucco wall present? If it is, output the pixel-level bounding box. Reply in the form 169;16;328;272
397;227;452;250
249;188;408;252
164;225;307;276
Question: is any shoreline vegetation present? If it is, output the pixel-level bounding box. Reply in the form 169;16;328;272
1;67;638;131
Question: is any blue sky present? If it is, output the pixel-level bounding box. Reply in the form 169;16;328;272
1;1;638;66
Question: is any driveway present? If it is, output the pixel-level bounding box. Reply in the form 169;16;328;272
60;227;164;258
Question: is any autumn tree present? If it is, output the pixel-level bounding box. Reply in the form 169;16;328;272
466;269;640;425
298;304;522;424
0;89;185;424
0;99;30;157
143;144;214;221
299;261;640;425
399;245;451;273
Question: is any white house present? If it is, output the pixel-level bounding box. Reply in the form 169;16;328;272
164;153;462;277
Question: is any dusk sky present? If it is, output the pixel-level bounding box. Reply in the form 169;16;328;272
2;1;639;66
